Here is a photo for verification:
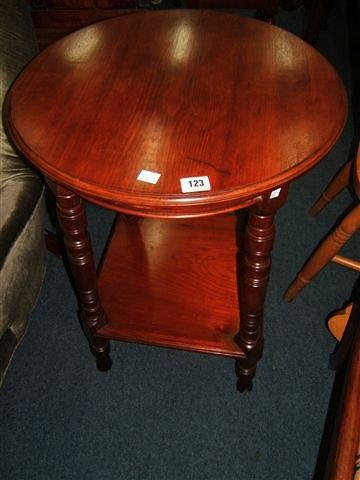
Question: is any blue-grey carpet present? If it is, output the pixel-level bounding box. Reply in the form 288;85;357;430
1;3;359;480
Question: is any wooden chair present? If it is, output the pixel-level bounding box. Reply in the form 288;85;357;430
284;146;360;302
320;300;360;480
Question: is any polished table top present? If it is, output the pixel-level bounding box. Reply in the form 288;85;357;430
8;10;347;217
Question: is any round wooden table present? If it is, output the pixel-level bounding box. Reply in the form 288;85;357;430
7;10;347;391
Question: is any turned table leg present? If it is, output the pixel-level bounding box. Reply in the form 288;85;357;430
235;187;288;392
52;183;112;371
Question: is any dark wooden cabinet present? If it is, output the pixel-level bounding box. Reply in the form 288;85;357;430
28;0;151;49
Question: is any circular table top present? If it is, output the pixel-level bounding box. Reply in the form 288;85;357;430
7;10;347;217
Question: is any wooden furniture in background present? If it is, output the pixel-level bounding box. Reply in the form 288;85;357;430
303;0;332;45
280;0;334;45
327;303;354;342
28;0;336;50
28;0;150;49
186;0;278;23
324;300;360;480
6;11;347;391
284;147;360;302
28;0;341;51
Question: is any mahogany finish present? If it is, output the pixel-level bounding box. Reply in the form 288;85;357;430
98;214;244;357
8;11;346;218
53;184;112;370
235;186;288;391
6;11;347;390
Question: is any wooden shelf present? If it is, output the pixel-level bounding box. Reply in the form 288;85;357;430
97;215;244;358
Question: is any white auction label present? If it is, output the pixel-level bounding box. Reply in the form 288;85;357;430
137;169;161;184
180;176;211;193
270;187;281;199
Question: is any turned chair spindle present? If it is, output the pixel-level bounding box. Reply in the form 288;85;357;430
284;146;360;302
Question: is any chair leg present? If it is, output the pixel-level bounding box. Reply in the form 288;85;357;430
309;161;352;217
284;204;360;301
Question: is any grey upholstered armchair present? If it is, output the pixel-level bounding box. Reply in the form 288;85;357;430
0;0;46;385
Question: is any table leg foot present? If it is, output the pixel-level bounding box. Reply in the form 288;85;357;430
235;338;264;392
90;337;112;372
235;361;254;392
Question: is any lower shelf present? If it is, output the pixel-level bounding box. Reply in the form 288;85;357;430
97;214;244;358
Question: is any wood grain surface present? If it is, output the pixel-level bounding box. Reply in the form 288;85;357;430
7;10;347;218
97;214;245;357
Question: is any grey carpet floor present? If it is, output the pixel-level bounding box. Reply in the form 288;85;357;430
0;3;359;480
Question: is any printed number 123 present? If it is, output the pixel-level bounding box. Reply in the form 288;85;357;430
189;179;204;188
